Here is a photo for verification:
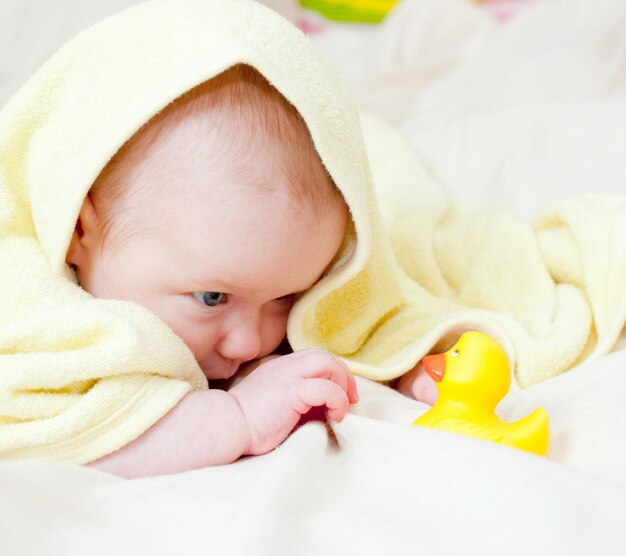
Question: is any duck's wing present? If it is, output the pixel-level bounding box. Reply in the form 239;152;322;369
415;413;508;444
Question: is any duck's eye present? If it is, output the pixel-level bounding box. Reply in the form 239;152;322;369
451;349;460;357
192;291;227;307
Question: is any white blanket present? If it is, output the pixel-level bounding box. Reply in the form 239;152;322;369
1;0;626;553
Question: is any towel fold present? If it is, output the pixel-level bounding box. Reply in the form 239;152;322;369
289;113;626;389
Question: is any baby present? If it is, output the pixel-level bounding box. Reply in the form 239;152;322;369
1;3;439;477
64;64;366;477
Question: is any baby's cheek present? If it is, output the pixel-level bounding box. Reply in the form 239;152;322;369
259;312;290;358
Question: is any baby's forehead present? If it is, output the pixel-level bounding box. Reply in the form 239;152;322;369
127;85;273;178
91;65;344;243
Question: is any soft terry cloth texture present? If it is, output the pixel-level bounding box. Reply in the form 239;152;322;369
0;0;624;465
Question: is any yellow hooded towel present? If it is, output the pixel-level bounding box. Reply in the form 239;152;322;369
0;0;624;464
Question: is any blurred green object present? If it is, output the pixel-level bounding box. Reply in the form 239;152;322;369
299;0;398;23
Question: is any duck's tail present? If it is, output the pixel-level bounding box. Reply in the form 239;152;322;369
507;407;550;456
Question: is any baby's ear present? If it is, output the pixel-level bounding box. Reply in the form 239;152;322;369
65;193;100;266
76;193;99;236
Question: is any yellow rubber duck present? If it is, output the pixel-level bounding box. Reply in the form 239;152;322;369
412;331;550;456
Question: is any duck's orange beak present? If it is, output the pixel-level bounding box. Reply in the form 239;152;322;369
423;353;445;382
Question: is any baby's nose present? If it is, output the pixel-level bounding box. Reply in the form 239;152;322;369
218;319;262;362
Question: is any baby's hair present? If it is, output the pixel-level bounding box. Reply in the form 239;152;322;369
89;64;345;248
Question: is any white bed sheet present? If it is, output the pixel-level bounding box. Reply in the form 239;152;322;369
1;0;626;554
2;351;626;555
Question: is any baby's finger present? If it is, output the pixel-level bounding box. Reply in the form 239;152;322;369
298;378;350;422
290;350;351;393
324;356;359;404
346;370;359;405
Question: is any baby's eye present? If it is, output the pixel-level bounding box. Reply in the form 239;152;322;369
451;349;460;357
192;291;227;307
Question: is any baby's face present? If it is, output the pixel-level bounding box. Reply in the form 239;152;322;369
70;125;347;380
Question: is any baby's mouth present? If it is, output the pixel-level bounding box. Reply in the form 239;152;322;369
203;360;240;380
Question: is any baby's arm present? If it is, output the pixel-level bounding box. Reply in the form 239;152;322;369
88;350;358;478
87;389;250;478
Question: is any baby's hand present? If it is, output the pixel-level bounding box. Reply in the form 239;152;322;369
229;349;359;456
396;361;438;406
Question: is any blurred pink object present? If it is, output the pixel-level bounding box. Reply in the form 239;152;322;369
477;0;529;22
297;17;325;34
278;0;530;35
